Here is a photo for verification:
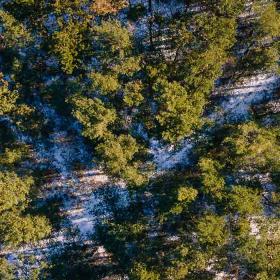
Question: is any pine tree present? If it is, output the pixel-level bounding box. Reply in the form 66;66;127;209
198;157;225;200
154;79;205;142
0;10;32;50
52;20;86;74
0;258;14;280
0;74;18;115
96;134;146;186
70;95;117;141
69;19;147;185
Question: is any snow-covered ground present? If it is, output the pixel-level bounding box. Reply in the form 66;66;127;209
126;0;185;41
150;73;280;171
129;0;185;16
1;96;130;278
150;138;193;171
212;74;280;122
30;97;105;239
1;1;280;279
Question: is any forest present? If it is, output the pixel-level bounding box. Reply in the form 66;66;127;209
0;0;280;279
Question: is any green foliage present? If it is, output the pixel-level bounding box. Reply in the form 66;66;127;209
257;3;280;37
0;69;51;248
163;261;189;280
237;2;280;75
241;46;279;74
69;19;147;186
53;20;85;74
0;146;26;165
237;219;280;278
96;134;146;186
0;212;51;246
0;74;18;115
0;171;33;212
154;79;205;142
0;258;14;280
256;272;270;280
0;10;32;49
92;20;132;64
188;0;246;17
171;13;237;91
233;217;251;239
33;195;64;231
89;20;140;87
229;185;262;216
123;81;144;107
213;0;246;16
198;158;225;199
196;214;228;246
177;186;198;202
0;171;51;247
1;0;280;277
96;134;139;171
70;96;117;141
0;74;33;124
224;122;280;172
89;72;120;94
151;7;237;142
112;56;141;76
130;263;160;280
52;0;88;16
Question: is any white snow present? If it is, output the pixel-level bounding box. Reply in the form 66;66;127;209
150;138;193;171
129;0;185;16
150;73;280;171
126;0;185;41
215;272;236;280
1;96;128;276
1;1;280;277
211;74;280;122
166;235;180;242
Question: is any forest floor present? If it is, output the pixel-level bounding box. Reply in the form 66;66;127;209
0;95;129;278
1;71;279;279
1;2;280;272
150;73;280;171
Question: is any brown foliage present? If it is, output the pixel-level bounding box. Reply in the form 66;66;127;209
91;0;128;15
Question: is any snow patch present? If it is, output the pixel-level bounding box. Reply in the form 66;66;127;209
150;138;193;171
212;74;280;122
